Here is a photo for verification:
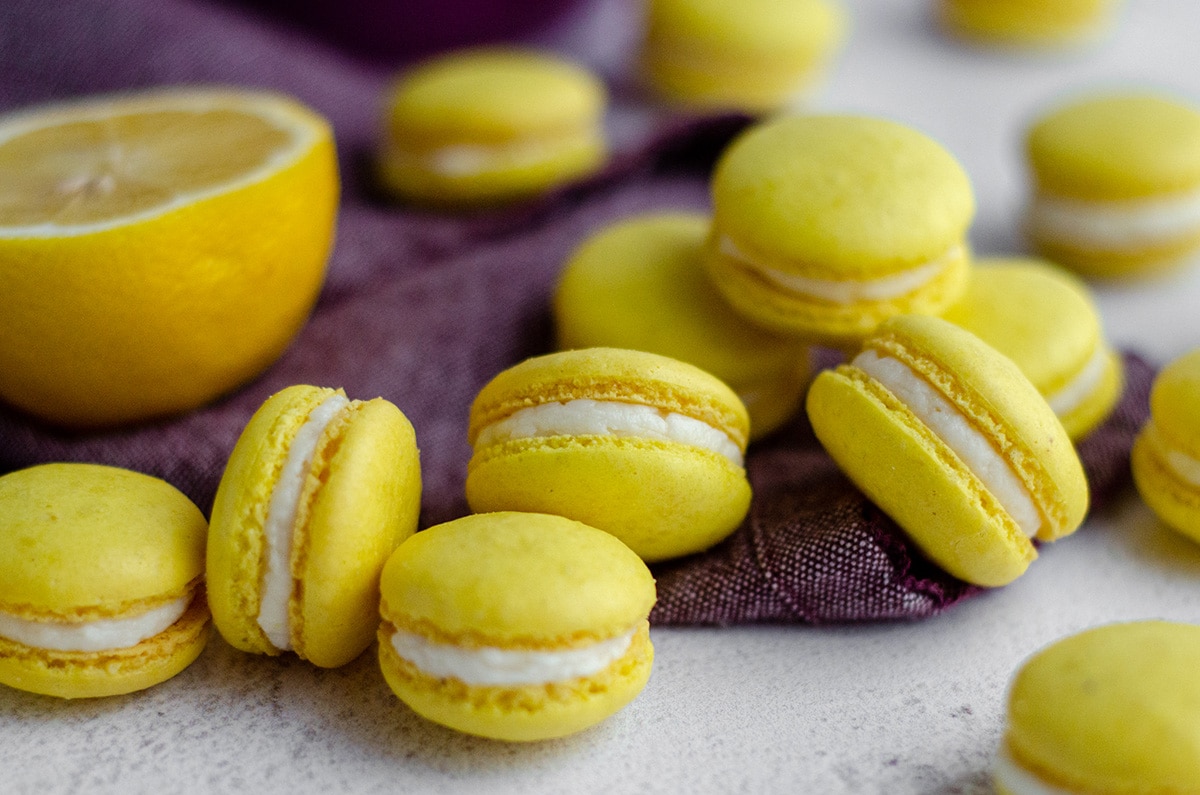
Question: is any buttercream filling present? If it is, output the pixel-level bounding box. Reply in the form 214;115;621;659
390;627;636;686
257;392;350;651
719;236;955;304
853;349;1042;537
388;129;600;178
1145;420;1200;487
1045;344;1109;416
0;594;191;653
1029;184;1200;249
474;398;744;467
992;744;1076;795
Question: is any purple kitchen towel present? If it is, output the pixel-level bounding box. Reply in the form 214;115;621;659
0;0;1153;626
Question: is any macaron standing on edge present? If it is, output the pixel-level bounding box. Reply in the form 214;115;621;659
207;384;422;669
0;463;210;699
939;257;1123;441
1132;348;1200;544
806;315;1089;587
377;47;607;206
641;0;845;113
995;621;1200;794
465;347;752;563
1025;91;1200;278
705;115;974;347
554;212;813;439
377;512;657;742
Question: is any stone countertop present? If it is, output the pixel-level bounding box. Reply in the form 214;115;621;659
6;1;1200;792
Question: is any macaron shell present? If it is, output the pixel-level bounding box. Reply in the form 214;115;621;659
0;463;207;617
871;315;1089;542
552;213;811;437
704;234;969;342
384;49;606;146
1147;349;1200;458
0;595;210;699
1027;93;1200;201
807;367;1035;586
1004;621;1200;792
377;622;653;742
1032;223;1200;278
466;436;752;562
293;398;421;668
711;115;974;275
468;348;750;451
379;512;656;642
1131;430;1200;543
208;385;337;657
939;0;1116;47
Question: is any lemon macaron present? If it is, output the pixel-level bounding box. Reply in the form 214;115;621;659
378;512;656;742
705;115;974;346
554;213;812;439
1025;91;1200;278
938;0;1121;50
377;48;607;206
995;621;1200;794
0;463;210;698
466;347;752;563
940;257;1123;441
0;88;338;428
1132;348;1200;545
807;315;1089;586
641;0;845;113
207;384;421;668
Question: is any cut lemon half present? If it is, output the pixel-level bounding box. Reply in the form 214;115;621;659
0;88;339;428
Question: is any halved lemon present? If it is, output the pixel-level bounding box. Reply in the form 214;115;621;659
0;88;339;428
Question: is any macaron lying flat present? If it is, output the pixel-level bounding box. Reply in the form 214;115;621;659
1025;92;1200;277
938;0;1120;50
377;512;656;742
377;48;607;206
940;258;1123;441
0;464;209;698
554;212;812;439
1132;349;1200;544
466;347;752;563
995;621;1200;794
208;384;421;668
705;115;974;345
807;315;1089;586
641;0;844;113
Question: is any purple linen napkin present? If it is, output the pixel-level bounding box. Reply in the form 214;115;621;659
0;0;1152;627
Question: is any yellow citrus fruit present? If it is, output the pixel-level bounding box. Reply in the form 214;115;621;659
0;88;339;428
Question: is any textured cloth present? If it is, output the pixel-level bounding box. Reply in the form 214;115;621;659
0;0;1153;626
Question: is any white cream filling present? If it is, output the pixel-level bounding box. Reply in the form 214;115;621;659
719;236;955;304
1029;184;1200;249
992;744;1076;795
0;595;191;653
475;398;743;467
1045;345;1109;416
1145;420;1200;488
853;349;1042;537
390;628;636;687
257;393;350;651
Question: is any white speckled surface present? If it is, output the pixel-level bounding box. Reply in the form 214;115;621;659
6;1;1200;792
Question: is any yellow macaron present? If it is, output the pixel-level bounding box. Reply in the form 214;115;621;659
806;315;1088;586
995;621;1200;794
706;115;974;346
377;48;607;206
1132;348;1200;544
207;384;421;668
0;463;209;699
377;511;656;742
1025;91;1200;277
939;257;1123;441
641;0;845;113
465;347;752;563
554;212;812;439
938;0;1121;50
